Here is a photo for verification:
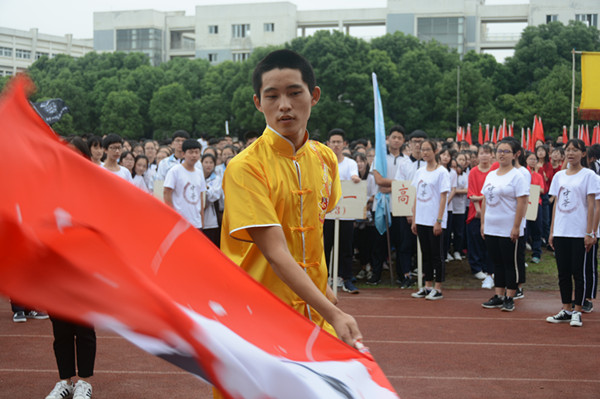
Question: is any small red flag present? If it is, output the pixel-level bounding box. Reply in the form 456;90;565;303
562;126;568;144
484;124;490;142
584;124;591;146
465;124;472;145
492;126;497;144
478;123;483;145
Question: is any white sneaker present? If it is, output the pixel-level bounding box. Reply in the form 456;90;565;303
570;311;583;327
45;381;74;399
525;242;532;251
473;271;487;280
73;380;92;399
453;251;462;261
482;275;494;289
425;288;444;300
445;253;454;262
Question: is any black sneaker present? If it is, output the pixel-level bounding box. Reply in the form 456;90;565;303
501;297;515;312
365;277;381;286
482;295;504;309
26;310;49;320
12;311;26;323
582;300;593;313
514;288;524;300
546;309;571;323
400;277;415;289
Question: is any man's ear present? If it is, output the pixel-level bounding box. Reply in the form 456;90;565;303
253;94;262;112
311;86;321;107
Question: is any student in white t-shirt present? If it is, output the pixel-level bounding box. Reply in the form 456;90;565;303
439;147;457;263
323;129;361;294
101;134;133;182
410;139;451;301
164;139;206;230
546;139;598;327
480;139;529;312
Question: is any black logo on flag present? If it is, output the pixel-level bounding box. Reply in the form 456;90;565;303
31;99;70;125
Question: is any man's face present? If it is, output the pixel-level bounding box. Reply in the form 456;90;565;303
410;137;424;156
105;143;122;162
184;148;201;165
172;137;186;152
254;68;320;142
388;131;404;151
327;134;345;156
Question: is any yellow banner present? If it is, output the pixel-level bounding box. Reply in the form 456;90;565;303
580;52;600;120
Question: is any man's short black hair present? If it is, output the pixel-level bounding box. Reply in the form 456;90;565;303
102;133;123;149
172;130;190;140
328;128;345;141
252;49;316;101
408;130;428;140
244;130;260;142
182;139;201;152
389;125;405;136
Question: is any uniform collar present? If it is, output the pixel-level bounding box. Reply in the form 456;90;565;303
264;125;309;158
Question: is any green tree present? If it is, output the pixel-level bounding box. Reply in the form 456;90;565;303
100;90;143;138
149;83;193;137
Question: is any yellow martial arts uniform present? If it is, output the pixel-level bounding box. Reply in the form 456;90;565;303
221;125;340;333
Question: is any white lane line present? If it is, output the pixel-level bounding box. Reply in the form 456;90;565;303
366;340;600;348
0;334;126;339
354;314;600;322
0;369;188;375
388;375;600;383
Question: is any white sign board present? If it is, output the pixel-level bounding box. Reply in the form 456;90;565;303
153;180;164;202
526;184;541;221
391;180;416;217
325;180;367;220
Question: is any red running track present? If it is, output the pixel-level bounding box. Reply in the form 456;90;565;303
1;289;598;398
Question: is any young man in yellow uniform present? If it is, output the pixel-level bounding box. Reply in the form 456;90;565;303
220;50;362;346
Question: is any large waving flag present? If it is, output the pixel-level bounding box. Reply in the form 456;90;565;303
0;75;399;399
372;72;391;235
579;52;600;120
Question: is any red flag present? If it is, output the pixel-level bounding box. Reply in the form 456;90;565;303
0;76;399;399
501;119;507;139
526;127;532;151
509;122;514;137
478;123;483;145
562;126;568;144
456;126;462;142
492;126;497;144
594;125;600;145
465;123;472;145
484;124;490;142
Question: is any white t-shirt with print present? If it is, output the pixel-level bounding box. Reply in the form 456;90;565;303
482;168;529;237
164;164;207;229
411;166;451;228
549;168;599;238
447;168;458;212
104;165;132;182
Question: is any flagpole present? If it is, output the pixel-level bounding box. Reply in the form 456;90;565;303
456;65;460;132
571;49;583;139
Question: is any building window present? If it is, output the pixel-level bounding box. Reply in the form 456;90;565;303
232;24;250;38
209;25;219;34
15;49;31;59
576;14;598;27
36;52;49;60
546;15;558;23
0;47;12;57
417;17;464;53
208;53;218;62
264;23;275;32
232;52;250;62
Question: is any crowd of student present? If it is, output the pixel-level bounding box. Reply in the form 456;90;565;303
17;124;598;399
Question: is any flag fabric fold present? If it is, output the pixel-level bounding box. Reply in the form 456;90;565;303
579;52;600;120
0;75;399;399
372;73;391;235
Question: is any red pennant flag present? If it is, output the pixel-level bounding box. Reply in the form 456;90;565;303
509;122;514;137
466;123;472;145
485;124;490;142
526;127;532;151
478;123;483;145
592;125;598;145
456;126;462;142
492;126;497;144
502;119;507;139
562;126;568;144
538;116;545;143
595;124;600;145
0;76;399;399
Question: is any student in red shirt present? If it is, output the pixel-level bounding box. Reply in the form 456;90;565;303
467;144;498;286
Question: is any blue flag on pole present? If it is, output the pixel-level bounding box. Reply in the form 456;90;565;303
372;73;390;235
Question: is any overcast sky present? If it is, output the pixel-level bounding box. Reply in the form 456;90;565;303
1;0;527;38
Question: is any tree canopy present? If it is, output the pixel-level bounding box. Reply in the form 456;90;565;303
3;20;598;141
